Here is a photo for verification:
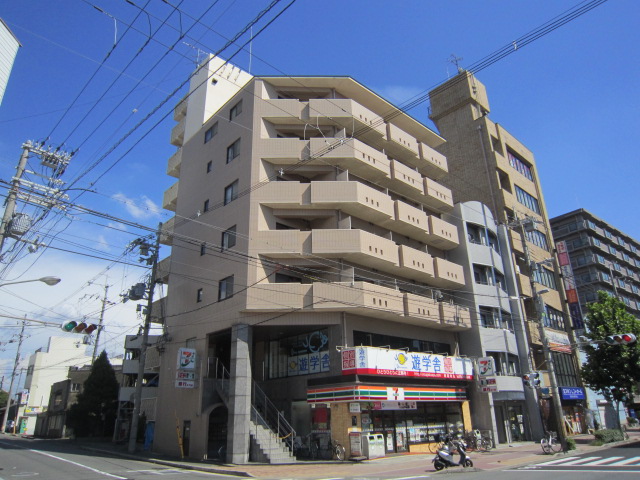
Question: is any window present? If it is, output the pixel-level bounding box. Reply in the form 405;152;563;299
218;275;234;301
70;383;81;392
224;180;238;205
203;199;209;212
206;161;212;173
508;150;533;181
226;138;241;164
601;271;611;282
544;305;566;331
605;230;612;239
631;244;637;253
533;267;557;290
353;330;450;356
593;237;601;247
200;243;206;256
525;229;549;250
551;352;579;387
229;100;242;120
221;225;236;250
609;245;617;255
196;288;203;303
586;220;596;230
620;238;626;247
204;122;218;143
515;185;540;214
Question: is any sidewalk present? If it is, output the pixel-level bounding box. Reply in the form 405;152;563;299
80;428;640;478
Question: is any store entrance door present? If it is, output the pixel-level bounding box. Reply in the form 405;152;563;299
506;405;525;442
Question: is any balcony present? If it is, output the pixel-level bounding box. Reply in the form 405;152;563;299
123;359;140;375
403;293;441;326
388;160;423;196
310;181;394;223
432;257;465;288
308;99;386;138
160;216;174;246
260;98;305;124
439;302;472;330
422;178;454;212
173;95;187;121
150;298;165;324
309;137;390;181
425;216;459;250
313;281;404;320
418;143;448;179
256;138;309;164
509;229;525;254
258;181;306;207
386;200;430;242
119;386;157;403
254;230;311;258
162;181;178;212
527;321;542;345
517;273;532;297
397;245;435;281
494;375;525;393
170;118;185;147
156;256;171;284
385;123;419;162
312;229;399;271
245;283;312;311
167;149;182;178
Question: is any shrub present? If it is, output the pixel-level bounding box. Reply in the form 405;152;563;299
627;416;638;426
594;429;625;443
566;437;576;450
590;439;604;446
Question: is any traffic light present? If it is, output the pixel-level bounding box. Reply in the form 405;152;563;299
605;333;637;345
523;372;540;388
60;320;98;334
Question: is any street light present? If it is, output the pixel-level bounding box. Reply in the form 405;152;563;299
0;275;62;434
0;276;61;288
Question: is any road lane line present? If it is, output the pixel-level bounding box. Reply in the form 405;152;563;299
29;449;127;479
580;456;624;465
607;456;640;466
535;456;579;465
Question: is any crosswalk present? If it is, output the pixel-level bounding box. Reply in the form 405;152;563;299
532;455;640;467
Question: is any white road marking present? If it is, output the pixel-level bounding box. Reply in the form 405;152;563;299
29;449;127;480
514;469;640;473
557;456;603;465
580;456;624;465
535;456;580;466
607;456;640;466
393;477;431;479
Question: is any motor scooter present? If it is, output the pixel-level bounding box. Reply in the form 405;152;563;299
432;435;473;471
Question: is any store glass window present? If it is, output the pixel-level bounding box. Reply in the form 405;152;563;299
268;329;330;379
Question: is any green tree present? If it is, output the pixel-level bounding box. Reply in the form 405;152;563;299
0;389;8;410
66;351;119;437
581;291;640;425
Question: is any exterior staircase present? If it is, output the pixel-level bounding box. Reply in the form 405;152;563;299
210;358;296;464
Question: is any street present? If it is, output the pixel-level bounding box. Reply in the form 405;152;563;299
0;437;232;480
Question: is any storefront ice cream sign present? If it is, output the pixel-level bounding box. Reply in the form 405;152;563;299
341;346;473;380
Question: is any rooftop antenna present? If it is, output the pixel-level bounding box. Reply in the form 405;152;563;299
447;54;464;78
183;41;208;67
248;26;253;73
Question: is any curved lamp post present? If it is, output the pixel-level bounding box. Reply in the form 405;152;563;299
0;276;61;288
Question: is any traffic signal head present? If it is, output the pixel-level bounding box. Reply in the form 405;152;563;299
605;333;637;345
60;320;98;334
61;320;77;332
523;372;540;388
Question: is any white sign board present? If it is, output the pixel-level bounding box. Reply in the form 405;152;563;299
477;357;496;377
341;346;473;380
177;348;197;370
175;380;195;388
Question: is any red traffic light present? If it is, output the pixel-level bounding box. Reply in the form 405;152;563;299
83;324;98;335
605;333;637;345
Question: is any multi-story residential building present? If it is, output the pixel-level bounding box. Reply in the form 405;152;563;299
153;56;480;463
429;72;585;435
18;336;93;435
550;208;640;428
0;18;21;106
445;201;543;443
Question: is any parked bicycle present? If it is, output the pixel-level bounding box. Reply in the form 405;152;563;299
295;435;345;461
464;429;492;452
540;431;561;454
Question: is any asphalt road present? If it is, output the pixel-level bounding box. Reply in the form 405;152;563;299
0;436;231;480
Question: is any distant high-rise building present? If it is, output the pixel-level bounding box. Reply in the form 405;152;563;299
0;18;21;106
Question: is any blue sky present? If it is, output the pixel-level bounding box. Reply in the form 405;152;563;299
0;0;638;376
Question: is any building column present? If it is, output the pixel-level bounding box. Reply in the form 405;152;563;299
227;324;252;464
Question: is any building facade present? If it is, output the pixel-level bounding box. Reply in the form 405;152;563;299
153;56;484;462
429;72;585;435
550;208;640;427
0;18;20;106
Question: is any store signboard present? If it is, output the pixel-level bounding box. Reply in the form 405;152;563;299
546;330;572;354
176;371;196;381
177;348;196;370
478;377;498;392
477;357;495;377
369;401;417;410
175;380;196;388
341;346;473;380
560;387;585;400
555;241;584;329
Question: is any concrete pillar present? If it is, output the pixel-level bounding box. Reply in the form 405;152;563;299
227;324;252;464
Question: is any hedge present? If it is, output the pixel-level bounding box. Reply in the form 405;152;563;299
594;429;625;443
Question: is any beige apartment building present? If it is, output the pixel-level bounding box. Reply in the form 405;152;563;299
152;56;482;463
429;72;585;434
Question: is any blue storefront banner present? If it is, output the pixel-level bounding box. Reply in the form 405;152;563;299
560;387;585;400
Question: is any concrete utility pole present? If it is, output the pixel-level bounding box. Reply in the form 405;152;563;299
128;223;162;453
92;284;109;362
519;220;567;451
1;316;25;434
0;146;30;253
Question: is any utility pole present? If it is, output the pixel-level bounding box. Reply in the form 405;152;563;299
519;220;567;451
92;284;109;362
128;223;161;453
1;316;26;434
0;146;30;253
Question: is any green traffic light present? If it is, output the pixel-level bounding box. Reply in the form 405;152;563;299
61;321;77;332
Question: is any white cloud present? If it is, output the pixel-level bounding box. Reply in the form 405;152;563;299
373;85;426;106
95;235;110;252
113;193;161;220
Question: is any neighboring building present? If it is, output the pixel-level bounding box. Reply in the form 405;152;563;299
113;334;162;444
429;72;585;435
550;208;640;427
37;363;124;438
153;56;479;463
445;201;544;443
18;336;93;435
0;18;21;106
